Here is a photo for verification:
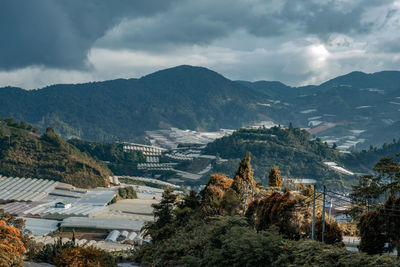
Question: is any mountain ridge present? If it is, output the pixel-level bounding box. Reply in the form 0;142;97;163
1;65;400;148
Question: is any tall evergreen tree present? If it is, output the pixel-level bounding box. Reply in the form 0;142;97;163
231;152;256;209
144;187;177;242
268;166;283;188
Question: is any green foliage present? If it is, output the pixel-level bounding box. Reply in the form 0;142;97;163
358;210;386;255
143;187;178;242
33;237;117;267
314;217;343;245
349;155;400;219
68;139;145;175
344;139;400;172
285;239;399;267
109;186;138;204
117;186;138;199
0;118;111;188
358;195;400;255
135;213;397;267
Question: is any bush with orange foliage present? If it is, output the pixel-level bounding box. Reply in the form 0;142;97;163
54;246;116;267
246;192;303;239
201;173;234;214
0;219;26;267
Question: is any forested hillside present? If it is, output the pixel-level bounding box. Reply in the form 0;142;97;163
0;65;277;141
0;118;111;188
68;139;145;175
343;138;400;172
205;126;355;189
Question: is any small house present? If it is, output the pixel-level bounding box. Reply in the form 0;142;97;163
55;201;71;209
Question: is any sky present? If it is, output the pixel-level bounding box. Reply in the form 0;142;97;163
1;0;400;89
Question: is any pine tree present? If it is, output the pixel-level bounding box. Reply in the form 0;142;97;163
231;152;256;211
268;166;282;188
144;187;177;241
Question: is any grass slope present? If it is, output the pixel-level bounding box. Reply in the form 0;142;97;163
0;118;111;188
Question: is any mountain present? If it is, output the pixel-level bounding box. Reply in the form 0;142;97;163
0;118;111;188
1;66;400;148
0;65;277;142
240;70;400;150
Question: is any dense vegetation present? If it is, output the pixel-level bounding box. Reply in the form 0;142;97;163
349;155;400;255
68;139;145;175
0;118;111;188
205;126;354;189
134;155;398;266
343;138;400;172
33;237;117;266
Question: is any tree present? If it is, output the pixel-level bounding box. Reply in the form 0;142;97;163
246;192;302;239
0;220;26;267
144;187;178;241
54;247;117;267
349;155;400;219
230;152;256;211
314;217;343;245
175;190;201;224
268;166;283;188
358;210;386;254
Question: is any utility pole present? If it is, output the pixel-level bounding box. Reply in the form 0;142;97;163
311;186;316;240
322;185;326;243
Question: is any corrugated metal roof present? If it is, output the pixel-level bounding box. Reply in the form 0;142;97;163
0;177;58;201
0;201;43;215
20;217;59;236
61;217;144;231
23;203;107;217
76;189;116;206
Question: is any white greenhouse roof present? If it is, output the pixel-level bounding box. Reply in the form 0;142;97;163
23;203;107;217
76;189;116;206
0;177;58;201
21;217;59;236
61;217;145;231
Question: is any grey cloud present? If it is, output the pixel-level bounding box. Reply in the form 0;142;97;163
97;0;396;52
0;0;178;70
1;0;398;72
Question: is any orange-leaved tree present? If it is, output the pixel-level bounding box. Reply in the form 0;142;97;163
0;219;26;267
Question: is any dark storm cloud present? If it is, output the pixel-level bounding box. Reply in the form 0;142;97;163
0;0;178;70
97;0;395;51
0;0;397;71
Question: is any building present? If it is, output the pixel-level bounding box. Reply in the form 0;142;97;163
55;201;71;209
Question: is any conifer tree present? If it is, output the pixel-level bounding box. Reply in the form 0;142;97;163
268;166;283;188
231;152;256;207
144;187;177;241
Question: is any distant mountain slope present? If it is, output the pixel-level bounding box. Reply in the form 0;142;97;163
0;65;277;141
1;66;400;148
0;118;111;188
